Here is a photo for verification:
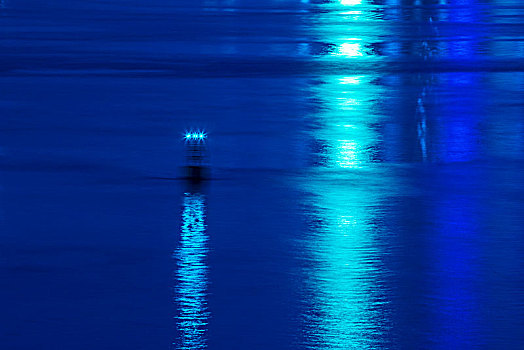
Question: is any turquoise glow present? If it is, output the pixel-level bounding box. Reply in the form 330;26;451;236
340;0;362;5
299;174;394;349
299;1;394;348
309;74;385;168
184;130;207;142
304;0;393;168
174;193;209;350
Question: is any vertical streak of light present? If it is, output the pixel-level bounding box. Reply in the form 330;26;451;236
174;192;209;350
300;180;391;349
417;77;433;162
299;1;398;347
310;74;384;168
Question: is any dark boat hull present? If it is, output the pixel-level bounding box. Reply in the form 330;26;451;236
183;165;209;182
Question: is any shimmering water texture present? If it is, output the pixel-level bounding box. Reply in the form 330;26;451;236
1;0;524;349
174;192;209;350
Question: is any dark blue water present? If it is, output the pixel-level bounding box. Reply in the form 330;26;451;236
1;0;524;349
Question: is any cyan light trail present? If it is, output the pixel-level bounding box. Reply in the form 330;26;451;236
299;1;397;348
174;192;209;350
299;175;396;349
308;74;385;168
304;0;400;169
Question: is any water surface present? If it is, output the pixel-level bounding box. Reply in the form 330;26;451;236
1;0;524;349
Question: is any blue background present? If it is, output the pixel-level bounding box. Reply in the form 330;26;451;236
1;0;524;349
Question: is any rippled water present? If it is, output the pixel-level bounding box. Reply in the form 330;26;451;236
1;0;524;349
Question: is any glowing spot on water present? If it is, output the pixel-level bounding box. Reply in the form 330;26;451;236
335;42;364;57
339;76;364;85
336;140;361;168
340;0;362;5
337;97;359;108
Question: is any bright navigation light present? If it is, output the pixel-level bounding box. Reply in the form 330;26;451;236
184;130;207;142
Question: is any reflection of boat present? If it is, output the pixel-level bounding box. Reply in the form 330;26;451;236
183;130;209;181
184;165;209;181
174;190;209;350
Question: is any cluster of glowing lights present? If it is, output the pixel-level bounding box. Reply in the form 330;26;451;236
184;130;207;142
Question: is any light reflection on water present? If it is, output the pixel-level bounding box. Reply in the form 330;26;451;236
295;0;523;348
298;172;398;349
300;3;397;340
308;74;385;168
174;192;209;350
306;0;391;168
2;0;524;349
